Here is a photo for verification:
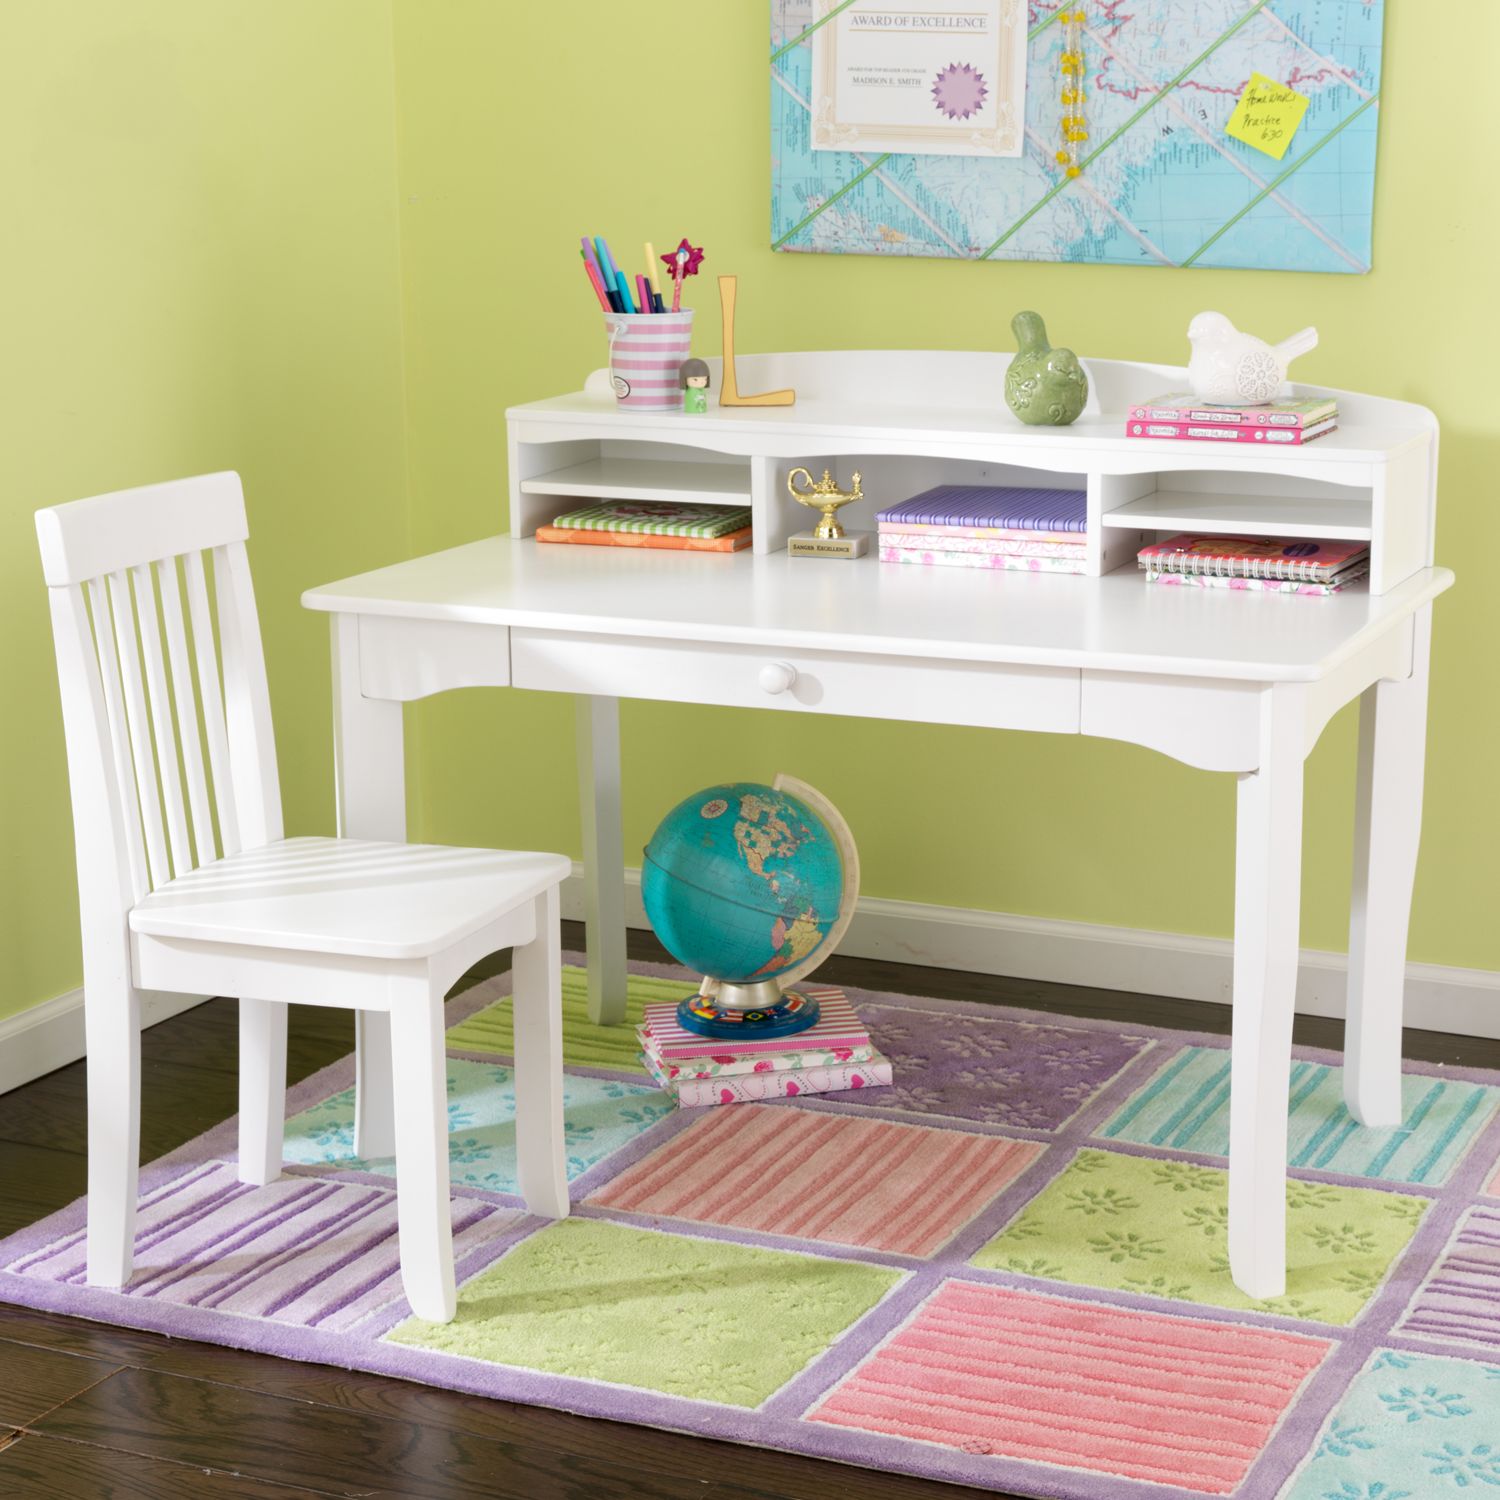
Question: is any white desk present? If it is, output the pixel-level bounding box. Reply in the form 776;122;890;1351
306;349;1449;1301
304;534;1450;1304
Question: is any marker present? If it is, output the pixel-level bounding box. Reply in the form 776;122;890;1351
636;274;653;315
594;237;619;287
614;268;638;313
644;242;663;299
580;250;611;310
653;291;666;313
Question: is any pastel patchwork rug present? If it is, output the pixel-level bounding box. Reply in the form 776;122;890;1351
4;959;1500;1500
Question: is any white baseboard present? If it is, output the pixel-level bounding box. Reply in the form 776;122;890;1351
5;873;1492;1098
561;865;1500;1043
0;989;211;1096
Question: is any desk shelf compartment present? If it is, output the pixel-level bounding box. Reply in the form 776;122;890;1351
510;440;753;539
1092;468;1403;585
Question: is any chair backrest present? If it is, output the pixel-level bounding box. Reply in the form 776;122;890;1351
36;473;283;924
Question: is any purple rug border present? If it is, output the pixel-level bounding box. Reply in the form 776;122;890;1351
4;953;1500;1500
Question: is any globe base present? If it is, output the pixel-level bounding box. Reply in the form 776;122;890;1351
674;987;822;1040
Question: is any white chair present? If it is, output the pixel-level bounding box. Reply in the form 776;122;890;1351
36;471;571;1323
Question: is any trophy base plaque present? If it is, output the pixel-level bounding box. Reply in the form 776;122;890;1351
787;530;870;559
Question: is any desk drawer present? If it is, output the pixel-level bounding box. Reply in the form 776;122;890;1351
511;630;1079;734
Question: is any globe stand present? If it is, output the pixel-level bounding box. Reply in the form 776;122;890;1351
675;980;822;1041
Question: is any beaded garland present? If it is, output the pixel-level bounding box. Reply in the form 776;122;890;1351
1055;8;1088;179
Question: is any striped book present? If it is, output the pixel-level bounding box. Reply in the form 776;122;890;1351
880;546;1088;574
537;524;753;552
644;1049;893;1107
550;500;751;537
637;1026;878;1080
878;484;1087;533
877;531;1086;558
641;987;867;1061
877;522;1083;543
1127;392;1338;429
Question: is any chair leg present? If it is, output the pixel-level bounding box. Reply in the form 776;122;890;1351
389;989;456;1323
238;999;288;1186
354;1011;396;1159
85;981;142;1288
513;884;569;1220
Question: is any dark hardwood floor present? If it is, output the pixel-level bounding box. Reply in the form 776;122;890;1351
2;925;1497;1499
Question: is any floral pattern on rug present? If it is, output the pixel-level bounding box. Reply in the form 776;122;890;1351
387;1217;901;1407
283;1058;673;1192
1101;1048;1500;1186
834;1003;1152;1131
1285;1349;1500;1498
972;1149;1428;1325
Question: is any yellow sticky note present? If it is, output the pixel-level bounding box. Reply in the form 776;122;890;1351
1225;72;1310;161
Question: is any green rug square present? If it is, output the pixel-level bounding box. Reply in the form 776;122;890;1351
447;967;697;1074
386;1217;902;1406
972;1149;1428;1326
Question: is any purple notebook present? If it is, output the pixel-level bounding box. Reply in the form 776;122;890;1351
877;485;1087;533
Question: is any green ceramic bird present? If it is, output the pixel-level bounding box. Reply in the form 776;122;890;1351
1004;310;1089;426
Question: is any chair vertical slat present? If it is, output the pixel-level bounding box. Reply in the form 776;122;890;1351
106;571;171;890
131;563;193;879
183;548;241;856
156;557;217;868
84;577;149;902
213;542;283;848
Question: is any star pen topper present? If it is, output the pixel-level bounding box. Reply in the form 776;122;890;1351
661;238;705;312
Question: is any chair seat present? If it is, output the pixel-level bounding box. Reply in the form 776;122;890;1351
129;837;571;960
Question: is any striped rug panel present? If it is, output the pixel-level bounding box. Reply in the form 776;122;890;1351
8;1162;515;1332
1488;1159;1500;1197
810;1281;1329;1495
1101;1048;1500;1185
1395;1203;1500;1353
589;1104;1041;1257
446;966;697;1072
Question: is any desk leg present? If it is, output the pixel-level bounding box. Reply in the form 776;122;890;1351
1229;686;1305;1301
331;614;402;1158
1345;607;1431;1127
576;695;628;1026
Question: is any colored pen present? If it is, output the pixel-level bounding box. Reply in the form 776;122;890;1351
652;291;666;313
594;236;619;287
580;250;611;310
644;242;663;298
636;274;652;315
614;268;638;313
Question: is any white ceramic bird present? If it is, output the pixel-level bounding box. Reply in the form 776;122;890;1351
1186;311;1319;405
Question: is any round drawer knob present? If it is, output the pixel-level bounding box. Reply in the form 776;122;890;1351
759;661;798;695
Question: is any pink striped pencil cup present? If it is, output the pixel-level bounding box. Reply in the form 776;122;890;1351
604;309;694;412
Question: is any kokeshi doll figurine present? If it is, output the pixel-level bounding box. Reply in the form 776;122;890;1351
680;358;711;414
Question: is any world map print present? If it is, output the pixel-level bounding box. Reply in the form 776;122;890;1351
770;0;1385;272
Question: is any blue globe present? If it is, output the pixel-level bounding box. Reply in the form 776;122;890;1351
641;782;845;985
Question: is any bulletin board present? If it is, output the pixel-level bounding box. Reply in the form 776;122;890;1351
770;0;1386;273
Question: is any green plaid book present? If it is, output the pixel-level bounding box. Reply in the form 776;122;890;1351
550;501;752;538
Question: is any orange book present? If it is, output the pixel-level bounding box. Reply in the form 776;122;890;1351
535;525;752;553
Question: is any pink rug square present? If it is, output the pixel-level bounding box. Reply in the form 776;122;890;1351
588;1104;1041;1257
809;1281;1330;1495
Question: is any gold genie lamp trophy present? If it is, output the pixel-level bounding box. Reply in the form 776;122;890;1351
786;467;870;559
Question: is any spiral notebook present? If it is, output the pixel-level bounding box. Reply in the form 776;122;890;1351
1138;534;1369;583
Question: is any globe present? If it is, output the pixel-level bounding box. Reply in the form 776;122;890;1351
641;780;849;997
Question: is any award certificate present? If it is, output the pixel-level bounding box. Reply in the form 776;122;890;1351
810;1;1026;158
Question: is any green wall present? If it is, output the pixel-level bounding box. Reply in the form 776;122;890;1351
1;3;411;1021
390;4;1500;972
6;4;1496;1031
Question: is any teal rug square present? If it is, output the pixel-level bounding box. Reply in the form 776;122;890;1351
283;1057;673;1191
1287;1349;1500;1498
1099;1049;1500;1187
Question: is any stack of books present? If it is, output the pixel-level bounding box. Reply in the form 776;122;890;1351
1125;392;1337;446
1139;533;1370;595
537;499;752;552
875;484;1087;573
638;986;892;1108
